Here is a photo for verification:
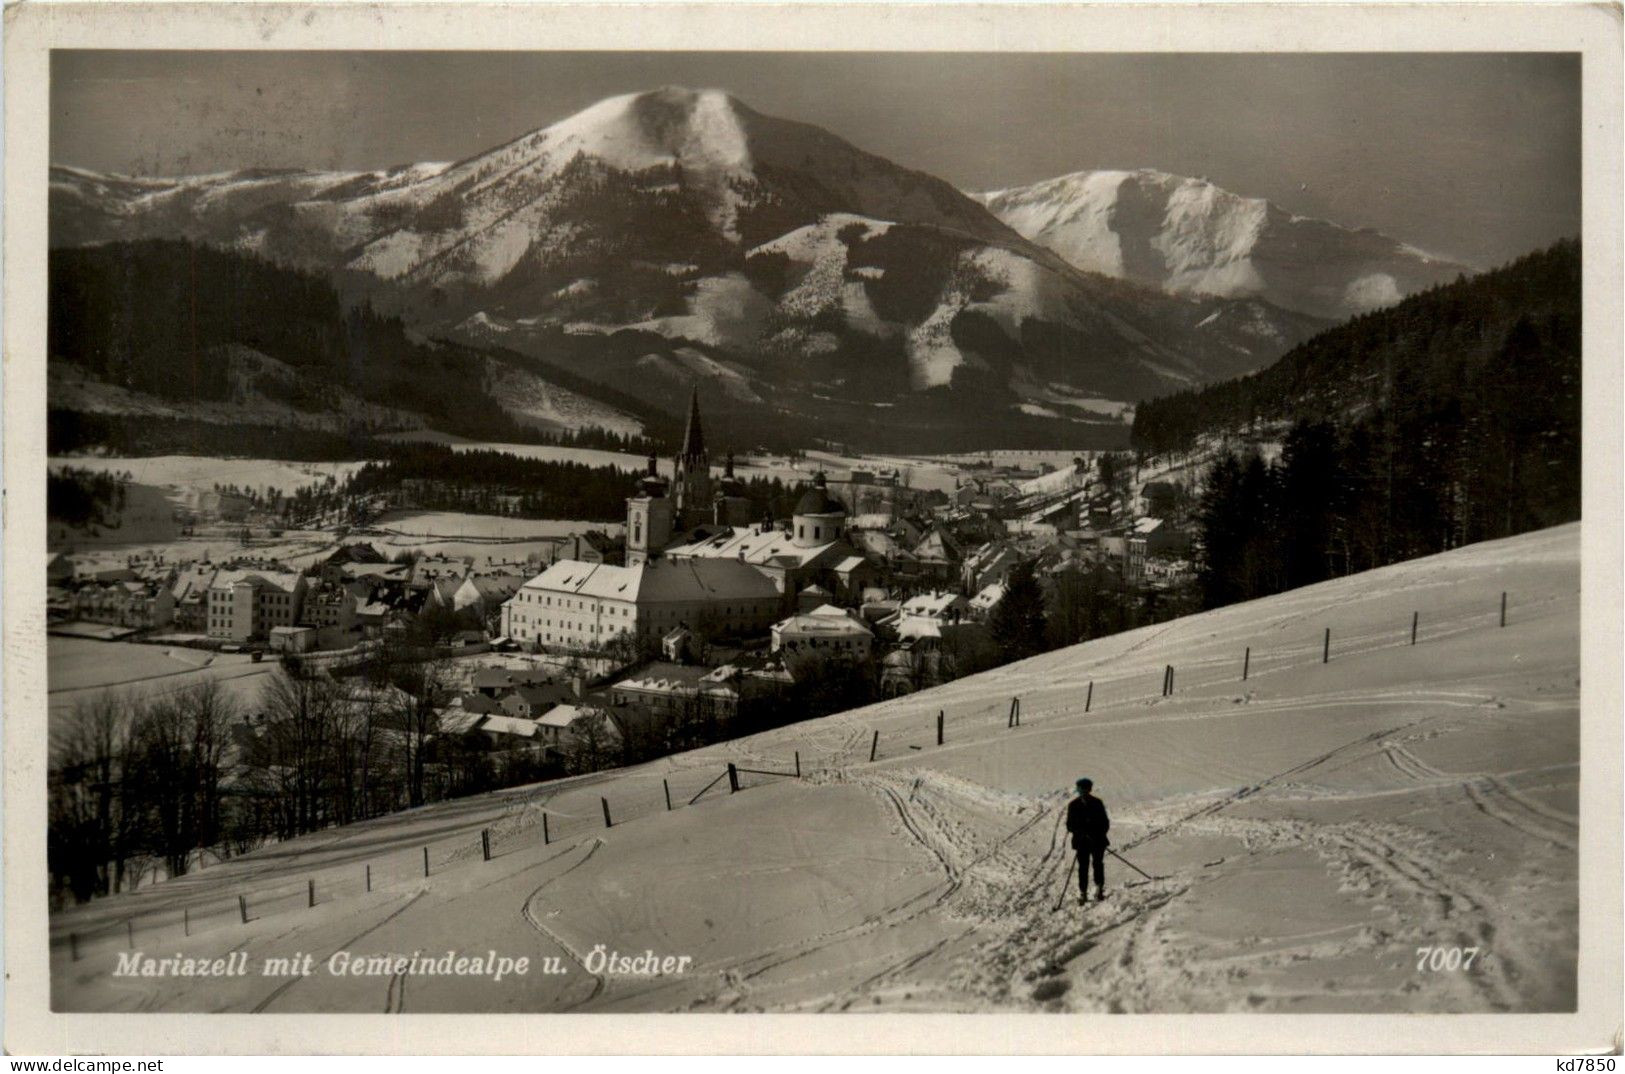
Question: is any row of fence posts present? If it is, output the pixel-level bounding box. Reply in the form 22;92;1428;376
75;594;1514;961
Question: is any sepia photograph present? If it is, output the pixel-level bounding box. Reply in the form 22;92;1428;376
4;1;1621;1056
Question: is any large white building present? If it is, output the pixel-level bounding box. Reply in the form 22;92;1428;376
501;557;781;652
206;569;307;643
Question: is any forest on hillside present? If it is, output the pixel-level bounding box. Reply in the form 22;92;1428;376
47;240;658;452
1143;241;1582;610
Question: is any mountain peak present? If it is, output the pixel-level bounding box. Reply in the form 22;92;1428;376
537;86;755;177
977;168;1470;319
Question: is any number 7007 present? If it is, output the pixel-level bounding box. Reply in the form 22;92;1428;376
1416;946;1479;971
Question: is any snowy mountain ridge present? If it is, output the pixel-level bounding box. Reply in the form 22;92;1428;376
50;90;1334;444
975;168;1472;321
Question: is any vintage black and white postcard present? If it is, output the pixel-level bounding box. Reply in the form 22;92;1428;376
3;0;1621;1056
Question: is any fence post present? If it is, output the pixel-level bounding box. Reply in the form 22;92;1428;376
601;797;613;827
543;812;550;845
1085;681;1093;712
663;778;673;811
937;711;944;745
727;764;740;794
869;731;879;763
1411;611;1419;646
1501;591;1508;628
183;907;190;937
794;751;801;778
239;895;249;924
481;829;492;862
1242;647;1250;681
423;847;430;877
308;879;316;908
1323;627;1331;664
366;864;371;893
70;933;80;961
126;919;134;948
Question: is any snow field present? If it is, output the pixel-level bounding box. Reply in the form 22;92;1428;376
51;524;1579;1013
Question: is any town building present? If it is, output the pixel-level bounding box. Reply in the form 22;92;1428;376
206;569;307;642
268;625;318;654
502;557;781;652
609;662;741;721
771;605;874;672
71;580;175;630
663;471;865;603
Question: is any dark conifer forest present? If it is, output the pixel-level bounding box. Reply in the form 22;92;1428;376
1129;240;1580;609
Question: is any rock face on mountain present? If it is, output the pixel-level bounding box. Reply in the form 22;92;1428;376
976;169;1472;321
50;89;1331;445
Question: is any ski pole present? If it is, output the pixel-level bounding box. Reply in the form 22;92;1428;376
1053;850;1079;912
1107;846;1157;882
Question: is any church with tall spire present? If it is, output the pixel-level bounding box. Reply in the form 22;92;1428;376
672;386;713;527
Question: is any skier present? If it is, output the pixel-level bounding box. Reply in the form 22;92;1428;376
1066;777;1110;905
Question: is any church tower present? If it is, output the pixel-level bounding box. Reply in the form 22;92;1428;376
713;451;755;527
672;386;713;526
625;453;674;568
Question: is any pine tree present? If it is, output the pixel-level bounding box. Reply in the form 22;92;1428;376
989;560;1047;663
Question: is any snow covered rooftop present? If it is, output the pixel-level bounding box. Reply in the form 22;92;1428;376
523;556;778;604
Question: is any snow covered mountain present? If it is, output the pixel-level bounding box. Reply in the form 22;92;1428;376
50;91;1331;444
975;169;1472;321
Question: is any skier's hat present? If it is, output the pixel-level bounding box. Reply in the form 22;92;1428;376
1075;777;1093;792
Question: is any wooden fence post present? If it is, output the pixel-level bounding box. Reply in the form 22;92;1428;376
937;711;944;745
663;778;673;811
183;907;190;937
365;864;371;892
543;812;550;845
869;731;879;763
239;895;248;924
1501;592;1508;628
126;919;134;948
794;751;801;778
481;829;491;861
1411;611;1419;646
308;879;316;908
1085;681;1093;712
1242;647;1250;681
601;797;613;827
727;764;740;793
1323;628;1331;664
423;847;430;877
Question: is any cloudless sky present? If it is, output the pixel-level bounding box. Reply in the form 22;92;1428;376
51;51;1579;267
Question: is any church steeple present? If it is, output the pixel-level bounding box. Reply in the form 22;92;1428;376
672;385;712;526
680;386;706;462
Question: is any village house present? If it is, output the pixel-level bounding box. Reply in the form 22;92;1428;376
770;604;874;672
268;624;318;654
609;662;742;723
409;554;473;590
168;564;217;632
961;541;1023;593
967;582;1007;621
452;573;524;618
318;543;388;585
71;579;175;630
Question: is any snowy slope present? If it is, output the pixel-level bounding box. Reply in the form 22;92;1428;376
52;524;1578;1013
976;169;1472;320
